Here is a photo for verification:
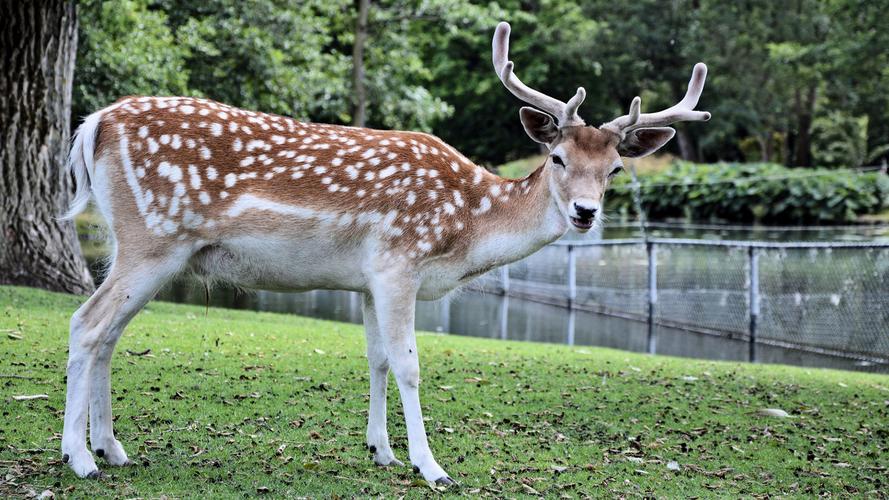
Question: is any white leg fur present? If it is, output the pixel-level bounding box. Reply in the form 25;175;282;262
362;294;403;466
368;279;453;484
63;247;191;477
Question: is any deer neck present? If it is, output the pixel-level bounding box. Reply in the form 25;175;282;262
463;163;567;270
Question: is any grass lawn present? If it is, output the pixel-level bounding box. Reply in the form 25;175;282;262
2;285;887;497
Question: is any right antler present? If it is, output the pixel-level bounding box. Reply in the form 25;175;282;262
492;22;586;127
601;63;711;137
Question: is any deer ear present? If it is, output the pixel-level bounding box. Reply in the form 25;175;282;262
618;127;676;158
519;107;559;144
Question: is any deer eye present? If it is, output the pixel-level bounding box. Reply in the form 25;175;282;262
609;165;624;177
551;155;565;167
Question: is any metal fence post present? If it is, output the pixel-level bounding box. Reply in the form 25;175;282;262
748;247;760;362
498;295;509;340
567;244;577;306
439;293;451;333
647;242;657;354
499;265;510;295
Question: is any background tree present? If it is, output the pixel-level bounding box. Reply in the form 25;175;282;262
69;0;889;168
0;0;93;294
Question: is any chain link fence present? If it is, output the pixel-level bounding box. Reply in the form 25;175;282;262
475;238;889;363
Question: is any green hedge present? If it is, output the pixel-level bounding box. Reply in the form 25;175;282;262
607;162;889;224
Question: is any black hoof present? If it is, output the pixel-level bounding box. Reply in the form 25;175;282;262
123;460;134;466
368;445;376;454
86;470;101;479
95;448;105;458
62;454;70;464
413;465;420;474
435;476;457;486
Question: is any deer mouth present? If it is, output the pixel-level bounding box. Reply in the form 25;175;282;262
570;216;595;231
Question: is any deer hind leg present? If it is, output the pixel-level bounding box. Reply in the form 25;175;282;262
368;279;455;485
62;245;192;478
362;294;403;467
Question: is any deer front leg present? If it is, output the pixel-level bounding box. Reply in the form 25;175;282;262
368;280;455;485
362;294;403;467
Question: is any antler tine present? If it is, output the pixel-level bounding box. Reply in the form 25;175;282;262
493;22;586;127
602;63;711;136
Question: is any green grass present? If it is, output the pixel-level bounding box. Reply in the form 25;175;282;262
2;285;888;498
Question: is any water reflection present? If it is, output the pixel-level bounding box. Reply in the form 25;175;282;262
156;280;887;374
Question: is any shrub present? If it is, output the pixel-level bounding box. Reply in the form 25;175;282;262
607;162;889;224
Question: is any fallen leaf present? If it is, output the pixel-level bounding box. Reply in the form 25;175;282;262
757;408;791;418
13;394;48;401
522;483;540;495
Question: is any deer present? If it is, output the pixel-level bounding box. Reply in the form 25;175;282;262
59;21;709;483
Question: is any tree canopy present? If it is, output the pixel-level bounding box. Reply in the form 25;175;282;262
74;0;889;167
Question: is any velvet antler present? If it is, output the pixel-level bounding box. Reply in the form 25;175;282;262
492;22;586;127
601;63;711;137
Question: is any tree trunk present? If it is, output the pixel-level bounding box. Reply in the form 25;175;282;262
792;85;816;167
757;134;770;163
0;1;93;295
675;128;698;162
350;0;370;127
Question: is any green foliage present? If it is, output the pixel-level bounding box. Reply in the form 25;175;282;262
811;111;889;168
608;162;889;223
73;0;190;120
3;285;888;497
164;0;351;122
72;0;889;166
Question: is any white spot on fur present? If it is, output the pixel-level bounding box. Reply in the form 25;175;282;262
224;173;236;188
379;165;397;179
472;196;492;215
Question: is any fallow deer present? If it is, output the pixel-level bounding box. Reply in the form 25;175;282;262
60;21;710;483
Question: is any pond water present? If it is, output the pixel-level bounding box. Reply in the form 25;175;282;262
156;280;887;374
598;221;889;242
82;221;889;374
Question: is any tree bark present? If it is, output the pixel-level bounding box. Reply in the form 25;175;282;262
0;0;93;295
350;0;370;127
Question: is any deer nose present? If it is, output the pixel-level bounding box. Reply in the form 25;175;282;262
573;202;597;219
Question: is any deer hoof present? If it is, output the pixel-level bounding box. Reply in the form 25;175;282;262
435;476;458;486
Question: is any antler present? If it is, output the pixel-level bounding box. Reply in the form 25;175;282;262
492;22;586;127
601;63;711;137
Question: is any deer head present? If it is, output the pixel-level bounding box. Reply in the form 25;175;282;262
492;22;711;232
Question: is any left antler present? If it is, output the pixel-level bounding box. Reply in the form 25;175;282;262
492;22;586;127
601;63;711;137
